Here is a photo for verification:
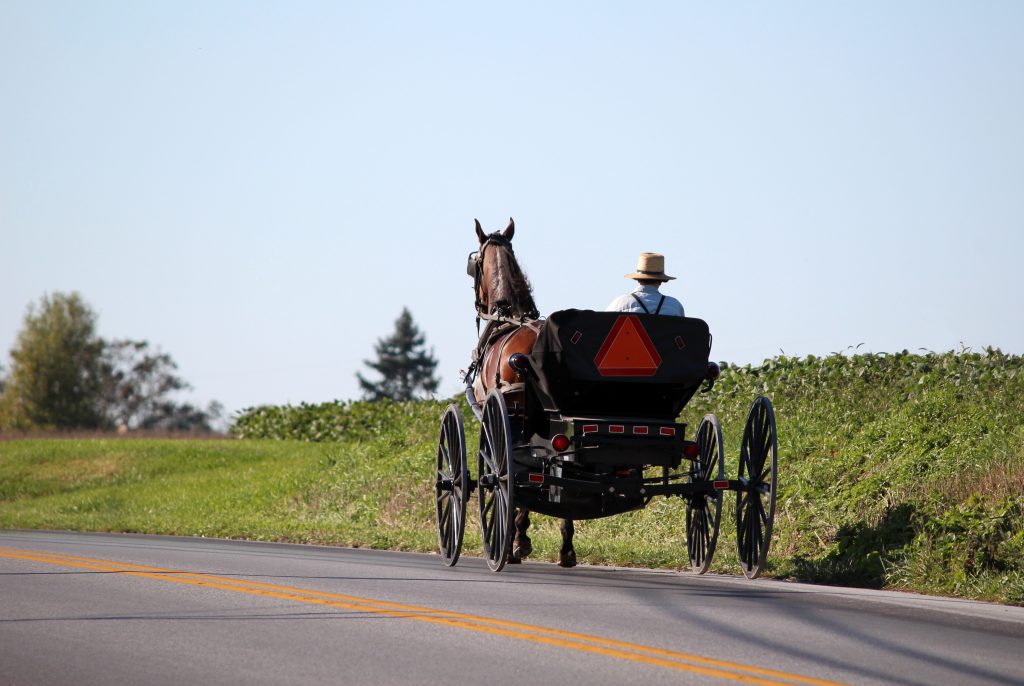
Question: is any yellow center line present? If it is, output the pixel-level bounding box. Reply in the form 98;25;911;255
0;546;849;686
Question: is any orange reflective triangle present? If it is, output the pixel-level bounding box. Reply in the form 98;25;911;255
594;315;662;376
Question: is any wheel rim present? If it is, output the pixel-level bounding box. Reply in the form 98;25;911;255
435;404;467;566
478;391;513;572
687;414;724;574
736;396;778;579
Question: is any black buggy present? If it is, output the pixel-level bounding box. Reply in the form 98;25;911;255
434;309;778;577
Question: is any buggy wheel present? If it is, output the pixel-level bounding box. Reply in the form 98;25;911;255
478;390;514;572
736;396;778;579
435;404;468;566
687;413;724;574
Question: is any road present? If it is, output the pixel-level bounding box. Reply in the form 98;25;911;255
1;531;1022;686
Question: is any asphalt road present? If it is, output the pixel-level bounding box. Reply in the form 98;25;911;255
1;531;1023;686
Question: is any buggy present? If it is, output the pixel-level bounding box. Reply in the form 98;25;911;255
434;309;778;577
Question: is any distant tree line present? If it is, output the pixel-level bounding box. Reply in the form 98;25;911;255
0;292;221;433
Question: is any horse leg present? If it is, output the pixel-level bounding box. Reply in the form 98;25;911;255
558;518;577;568
511;508;532;561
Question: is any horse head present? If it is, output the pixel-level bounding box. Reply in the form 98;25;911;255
471;218;536;319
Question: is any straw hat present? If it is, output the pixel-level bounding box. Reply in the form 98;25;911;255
625;253;675;281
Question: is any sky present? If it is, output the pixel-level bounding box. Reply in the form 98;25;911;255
2;1;1022;421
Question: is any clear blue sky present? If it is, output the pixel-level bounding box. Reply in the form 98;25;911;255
2;2;1022;420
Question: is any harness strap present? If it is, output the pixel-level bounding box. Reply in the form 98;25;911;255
630;293;649;313
630;293;666;314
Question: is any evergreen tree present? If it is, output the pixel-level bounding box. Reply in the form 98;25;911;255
357;308;440;401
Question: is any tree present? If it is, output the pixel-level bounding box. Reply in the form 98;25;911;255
0;292;107;430
1;292;223;433
99;339;222;432
357;308;440;401
99;340;189;430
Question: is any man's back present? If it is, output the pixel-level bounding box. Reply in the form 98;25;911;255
606;283;685;317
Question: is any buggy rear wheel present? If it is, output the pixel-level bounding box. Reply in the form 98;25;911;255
478;390;514;572
435;404;469;566
687;413;724;574
736;396;778;579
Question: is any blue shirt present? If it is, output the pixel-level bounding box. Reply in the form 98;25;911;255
606;284;685;317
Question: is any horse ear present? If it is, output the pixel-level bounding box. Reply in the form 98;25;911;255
475;219;486;244
503;217;515;240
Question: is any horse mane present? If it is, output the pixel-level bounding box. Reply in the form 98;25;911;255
486;235;539;320
505;256;538;319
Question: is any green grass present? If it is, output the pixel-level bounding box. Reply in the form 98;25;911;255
2;348;1023;605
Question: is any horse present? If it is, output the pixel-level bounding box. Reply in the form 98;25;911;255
467;218;577;568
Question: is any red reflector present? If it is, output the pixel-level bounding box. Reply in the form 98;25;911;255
529;473;545;484
633;426;648;435
713;480;730;490
609;425;625;434
683;442;700;458
551;434;571;452
660;427;676;437
582;424;599;434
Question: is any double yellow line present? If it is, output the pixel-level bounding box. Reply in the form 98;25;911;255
0;546;847;686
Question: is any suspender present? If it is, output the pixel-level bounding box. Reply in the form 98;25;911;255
630;293;665;314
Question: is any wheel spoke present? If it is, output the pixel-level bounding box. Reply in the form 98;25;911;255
482;501;495;539
760;429;772;468
440;514;452;549
753;514;764;558
440;497;451;525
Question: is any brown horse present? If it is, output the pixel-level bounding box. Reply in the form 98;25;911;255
468;218;577;567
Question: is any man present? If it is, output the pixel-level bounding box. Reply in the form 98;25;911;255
606;252;685;316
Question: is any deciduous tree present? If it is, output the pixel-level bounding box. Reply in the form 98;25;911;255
0;292;106;430
1;292;223;433
100;340;189;430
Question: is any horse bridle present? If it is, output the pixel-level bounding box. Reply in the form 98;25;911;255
467;233;515;318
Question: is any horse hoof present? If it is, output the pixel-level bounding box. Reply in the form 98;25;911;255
513;538;533;560
506;555;522;564
558;550;577;568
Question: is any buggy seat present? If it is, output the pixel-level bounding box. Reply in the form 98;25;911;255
528;309;711;419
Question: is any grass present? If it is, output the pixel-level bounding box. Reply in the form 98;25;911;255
2;348;1023;605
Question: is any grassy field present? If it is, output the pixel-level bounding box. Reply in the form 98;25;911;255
2;348;1022;605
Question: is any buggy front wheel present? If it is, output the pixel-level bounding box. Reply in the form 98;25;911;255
736;396;778;579
478;390;514;572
